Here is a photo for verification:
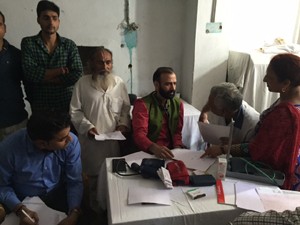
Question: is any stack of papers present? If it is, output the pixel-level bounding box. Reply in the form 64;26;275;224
95;131;126;141
2;197;66;225
234;181;300;212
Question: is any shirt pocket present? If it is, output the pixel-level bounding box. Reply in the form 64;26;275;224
110;97;123;115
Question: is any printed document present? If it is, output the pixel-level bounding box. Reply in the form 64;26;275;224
198;122;230;145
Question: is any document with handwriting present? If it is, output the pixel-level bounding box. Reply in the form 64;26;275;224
2;196;66;225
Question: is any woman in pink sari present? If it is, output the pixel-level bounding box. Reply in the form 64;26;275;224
203;53;300;190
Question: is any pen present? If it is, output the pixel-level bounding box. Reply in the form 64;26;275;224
21;209;35;223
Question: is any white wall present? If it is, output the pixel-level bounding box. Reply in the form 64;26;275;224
227;0;300;51
1;0;186;97
1;0;300;111
189;0;230;109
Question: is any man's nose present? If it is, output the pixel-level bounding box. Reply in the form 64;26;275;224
263;75;267;82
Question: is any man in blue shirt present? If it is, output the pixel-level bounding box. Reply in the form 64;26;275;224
0;111;83;225
0;11;28;141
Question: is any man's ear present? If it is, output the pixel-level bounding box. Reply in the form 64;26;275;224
154;81;160;91
34;140;48;149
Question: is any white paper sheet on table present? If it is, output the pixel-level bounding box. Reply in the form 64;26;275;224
2;196;67;225
235;181;265;212
220;180;236;205
198;122;230;145
128;186;171;205
124;151;154;165
171;149;216;172
95;131;126;141
256;187;300;212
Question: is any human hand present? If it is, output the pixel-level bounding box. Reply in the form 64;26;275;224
116;125;129;133
57;211;79;225
149;143;174;159
88;127;99;139
199;112;209;123
200;145;222;158
60;67;69;75
18;207;39;225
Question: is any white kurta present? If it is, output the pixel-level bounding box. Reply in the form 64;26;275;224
70;74;130;175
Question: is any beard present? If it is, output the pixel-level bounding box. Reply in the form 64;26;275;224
92;73;115;91
159;88;175;99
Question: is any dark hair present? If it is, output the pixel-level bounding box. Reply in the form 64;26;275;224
89;46;113;61
0;11;5;23
210;82;243;112
27;111;71;141
37;0;60;17
152;67;175;83
269;53;300;87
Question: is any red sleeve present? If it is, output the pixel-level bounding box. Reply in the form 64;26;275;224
173;101;184;147
132;99;153;152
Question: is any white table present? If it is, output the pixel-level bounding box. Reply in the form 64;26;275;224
99;153;247;225
227;50;280;113
181;101;202;150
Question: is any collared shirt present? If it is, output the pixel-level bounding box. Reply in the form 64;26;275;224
0;39;28;128
0;129;83;211
132;96;184;152
21;32;83;112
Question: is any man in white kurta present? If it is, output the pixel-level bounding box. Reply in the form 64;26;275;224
70;47;130;212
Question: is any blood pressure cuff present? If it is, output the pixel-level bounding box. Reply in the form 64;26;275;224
140;158;165;179
166;160;190;186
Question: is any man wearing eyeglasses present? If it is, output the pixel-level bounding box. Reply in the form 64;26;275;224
70;46;130;213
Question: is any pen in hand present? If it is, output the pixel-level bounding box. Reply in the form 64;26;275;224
21;209;35;223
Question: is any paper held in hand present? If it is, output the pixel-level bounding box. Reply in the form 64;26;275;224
198;122;230;145
95;131;126;141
